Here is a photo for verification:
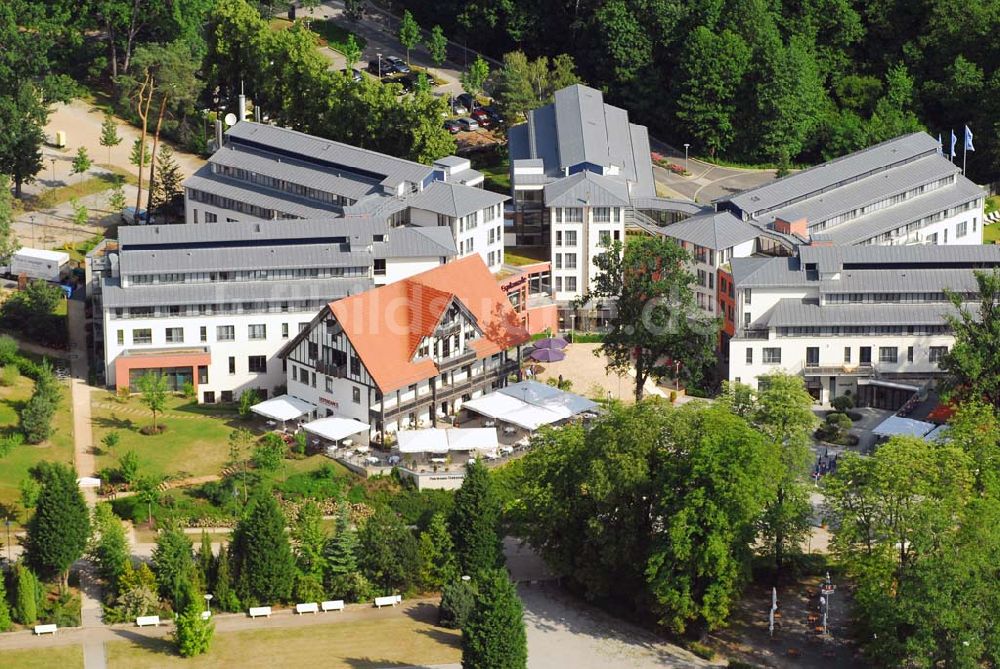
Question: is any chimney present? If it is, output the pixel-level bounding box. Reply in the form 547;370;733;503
214;119;223;151
237;94;246;122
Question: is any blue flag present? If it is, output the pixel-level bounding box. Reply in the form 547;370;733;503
950;129;957;158
965;125;975;152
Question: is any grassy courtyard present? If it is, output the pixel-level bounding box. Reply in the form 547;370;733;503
105;609;460;668
3;645;84;669
0;374;74;523
91;394;241;482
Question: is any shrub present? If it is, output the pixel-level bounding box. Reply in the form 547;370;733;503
688;641;715;659
0;365;19;386
0;431;23;457
252;433;286;472
439;578;476;628
831;395;854;412
180;381;196;399
238;389;260;419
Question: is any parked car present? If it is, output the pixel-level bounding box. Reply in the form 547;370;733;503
484;105;505;125
395;75;415;92
367;59;393;77
457;93;478;111
457;117;479;132
443;119;462;134
340;67;363;82
451;101;468;116
385;56;410;74
471;108;490;123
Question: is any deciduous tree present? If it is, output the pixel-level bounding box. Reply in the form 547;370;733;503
461;56;490;97
137;372;167;431
398;10;421;65
99;113;122;164
70;147;92;183
426;25;448;67
940;270;1000;412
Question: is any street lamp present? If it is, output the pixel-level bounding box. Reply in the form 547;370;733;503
674;360;681;390
29;215;36;247
683;143;690;173
50;158;56;184
204;593;213;618
4;517;11;563
377;52;382;78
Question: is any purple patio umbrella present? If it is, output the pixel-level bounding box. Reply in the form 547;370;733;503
529;347;566;362
533;337;568;350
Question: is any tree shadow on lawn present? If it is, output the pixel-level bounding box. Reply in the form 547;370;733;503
415;626;461;649
109;628;178;657
343;659;421;669
401;601;440;626
93;414;136;432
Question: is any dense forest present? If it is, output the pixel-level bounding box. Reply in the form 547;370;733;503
399;0;1000;181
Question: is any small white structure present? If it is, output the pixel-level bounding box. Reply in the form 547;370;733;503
248;606;272;619
302;417;369;443
321;599;345;612
295;602;319;615
250;395;316;424
872;415;937;439
11;248;70;282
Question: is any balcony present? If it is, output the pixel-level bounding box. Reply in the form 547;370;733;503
438;348;477;371
803;363;875;377
737;328;770;340
376;361;517;419
316;361;347;377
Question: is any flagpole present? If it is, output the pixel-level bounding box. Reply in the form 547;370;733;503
963;130;967;175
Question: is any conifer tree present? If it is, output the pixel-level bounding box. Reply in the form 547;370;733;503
418;512;458;590
462;569;527;669
0;567;11;631
450;461;503;576
24;462;90;591
12;562;38;625
230;493;296;605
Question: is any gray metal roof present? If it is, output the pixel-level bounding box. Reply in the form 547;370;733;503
815;178;984;245
760;298;968;327
764;155;960;227
554;84;608;170
722;132;941;215
730;256;803;287
543;171;630;208
185;167;340;219
820;269;981;294
654;211;760;250
405;181;507;218
225;121;432;188
119;217;378;248
380;226;456;258
433;156;468;168
798;243;1000;271
627;123;655;197
102;276;371;308
208;145;379;202
121;246;373;275
449;168;484;186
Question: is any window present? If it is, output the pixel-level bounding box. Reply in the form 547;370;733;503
311;372;316;388
352;387;361;404
217;325;235;341
282;323;289;339
860;346;872;364
350;356;360;376
325;377;333;392
555;277;562;292
116;330;124;346
565;277;577;293
292;366;298;382
133;329;152;345
762;348;782;364
555;231;563;247
563;208;583;223
745;348;753;364
248;324;266;340
598;230;611;247
203;391;215;404
879;346;898;363
806;347;819;366
844;347;851;363
248;356;266;373
745;288;752;305
957;220;968;238
554;254;562;270
743;312;751;327
593;207;611;223
228;357;236;374
564;253;577;269
907;346;914;363
205;212;218;223
564;230;578;246
929;346;948;362
200;326;207;342
308;342;318;360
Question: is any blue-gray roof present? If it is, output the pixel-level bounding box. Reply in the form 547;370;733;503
543;171;630;208
760;298;967;327
405;181;507;218
654;211;760;250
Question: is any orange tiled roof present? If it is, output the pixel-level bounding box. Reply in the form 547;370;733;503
329;256;529;392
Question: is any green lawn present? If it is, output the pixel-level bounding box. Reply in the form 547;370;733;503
309;18;368;54
985;222;1000;244
91;394;245;481
0;375;75;524
505;246;549;266
3;646;84;669
106;610;460;669
472;153;510;194
25;166;136;212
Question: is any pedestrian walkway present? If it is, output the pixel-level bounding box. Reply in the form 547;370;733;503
67;299;108;669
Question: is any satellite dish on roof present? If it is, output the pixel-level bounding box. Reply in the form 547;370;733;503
224;113;238;127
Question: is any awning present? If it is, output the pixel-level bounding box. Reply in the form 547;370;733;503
500;380;598;415
251;394;316;422
463;380;598;431
462;393;526;420
302;416;369;442
499;403;568;430
397;428;500;453
857;379;921;392
872;415;936;438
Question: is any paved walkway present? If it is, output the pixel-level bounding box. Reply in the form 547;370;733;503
67;298;107;669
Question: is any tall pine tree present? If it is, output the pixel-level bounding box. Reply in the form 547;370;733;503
462;569;527;669
450;461;503;576
418;512;458;590
24;462;90;591
230;493;296;605
213;543;240;613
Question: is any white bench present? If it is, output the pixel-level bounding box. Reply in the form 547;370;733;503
34;624;57;635
136;615;160;627
321;600;344;613
248;606;272;619
295;602;319;615
374;595;402;609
